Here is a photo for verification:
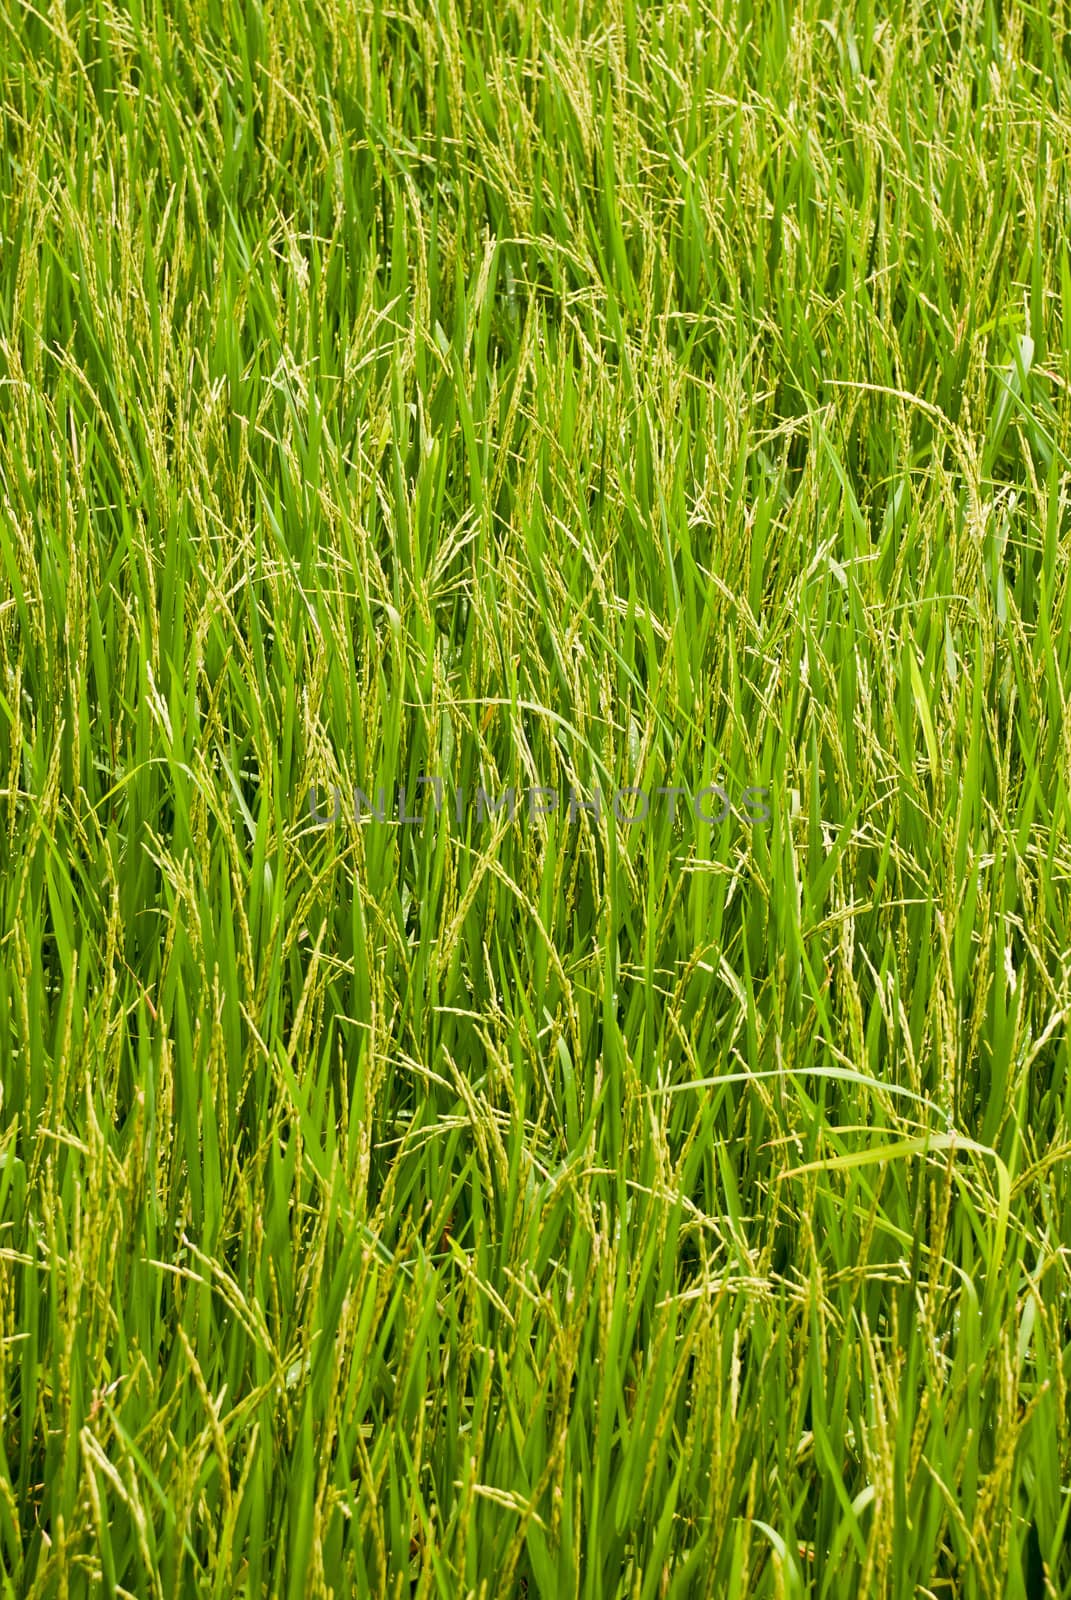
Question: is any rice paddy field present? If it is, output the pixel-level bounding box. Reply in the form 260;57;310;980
3;0;1071;1594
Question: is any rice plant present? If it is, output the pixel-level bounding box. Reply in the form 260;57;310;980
2;0;1071;1594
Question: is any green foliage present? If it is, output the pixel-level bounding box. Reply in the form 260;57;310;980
1;0;1071;1594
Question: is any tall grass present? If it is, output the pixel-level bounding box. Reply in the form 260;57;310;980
2;0;1071;1594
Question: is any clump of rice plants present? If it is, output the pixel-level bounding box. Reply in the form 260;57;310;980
1;1;1071;1594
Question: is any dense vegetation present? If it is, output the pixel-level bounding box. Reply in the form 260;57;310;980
2;0;1071;1594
